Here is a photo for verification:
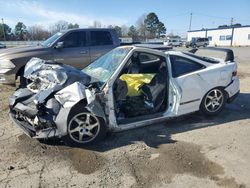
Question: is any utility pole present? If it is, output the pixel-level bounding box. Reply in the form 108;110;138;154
189;12;193;31
230;17;234;26
1;18;6;41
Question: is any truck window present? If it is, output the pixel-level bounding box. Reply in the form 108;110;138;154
90;31;113;46
63;31;86;48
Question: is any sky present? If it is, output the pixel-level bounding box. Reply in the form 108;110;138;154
0;0;250;37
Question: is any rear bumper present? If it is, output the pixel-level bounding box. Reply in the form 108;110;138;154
227;90;239;103
225;78;240;98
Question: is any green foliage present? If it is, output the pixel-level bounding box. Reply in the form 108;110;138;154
14;22;27;40
0;23;11;40
114;26;122;37
68;23;80;29
128;25;139;41
144;12;166;38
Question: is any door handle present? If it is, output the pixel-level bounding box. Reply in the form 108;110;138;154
80;51;88;54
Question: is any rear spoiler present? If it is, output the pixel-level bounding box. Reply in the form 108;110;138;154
189;47;234;62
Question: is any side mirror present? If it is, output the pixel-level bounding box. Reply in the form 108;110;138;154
54;41;64;49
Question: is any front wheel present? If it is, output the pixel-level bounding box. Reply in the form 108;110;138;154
63;108;107;146
200;88;226;116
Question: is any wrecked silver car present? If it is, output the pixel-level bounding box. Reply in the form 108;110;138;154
9;46;239;145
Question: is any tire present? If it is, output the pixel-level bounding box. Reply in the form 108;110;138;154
62;107;107;146
19;69;30;88
20;74;28;88
203;43;207;47
200;88;226;116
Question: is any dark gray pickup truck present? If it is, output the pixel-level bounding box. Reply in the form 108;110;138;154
0;28;120;86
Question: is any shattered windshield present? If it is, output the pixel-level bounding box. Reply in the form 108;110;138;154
82;47;132;86
41;32;65;47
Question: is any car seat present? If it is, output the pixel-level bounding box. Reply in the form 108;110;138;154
140;62;168;112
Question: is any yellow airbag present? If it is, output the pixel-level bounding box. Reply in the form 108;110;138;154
120;74;155;96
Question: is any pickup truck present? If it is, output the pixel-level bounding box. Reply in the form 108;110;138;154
0;28;120;86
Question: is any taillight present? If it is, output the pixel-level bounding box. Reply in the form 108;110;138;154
232;71;237;77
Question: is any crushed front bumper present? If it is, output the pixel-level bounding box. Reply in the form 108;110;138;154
9;112;60;139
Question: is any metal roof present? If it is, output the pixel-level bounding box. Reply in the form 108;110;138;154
188;25;250;32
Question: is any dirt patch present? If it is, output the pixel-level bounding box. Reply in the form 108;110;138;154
17;134;105;175
60;147;106;174
125;141;244;188
237;71;250;79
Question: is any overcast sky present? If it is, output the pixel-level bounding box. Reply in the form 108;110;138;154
1;0;250;36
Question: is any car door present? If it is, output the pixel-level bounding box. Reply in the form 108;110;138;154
169;55;207;115
89;30;115;62
52;31;90;69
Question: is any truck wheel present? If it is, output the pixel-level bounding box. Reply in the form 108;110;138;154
200;88;226;116
63;108;107;146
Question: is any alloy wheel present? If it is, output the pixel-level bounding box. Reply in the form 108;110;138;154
68;112;100;144
205;89;224;113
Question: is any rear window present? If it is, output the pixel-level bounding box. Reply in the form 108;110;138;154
170;55;205;77
90;31;113;46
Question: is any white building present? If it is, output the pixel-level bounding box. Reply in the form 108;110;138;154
187;25;250;46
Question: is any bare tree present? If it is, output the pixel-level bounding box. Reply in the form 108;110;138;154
28;25;50;40
121;25;129;37
92;20;102;28
50;20;69;34
136;14;147;40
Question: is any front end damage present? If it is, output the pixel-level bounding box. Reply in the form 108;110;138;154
9;58;107;139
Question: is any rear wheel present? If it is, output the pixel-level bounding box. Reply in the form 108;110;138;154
200;88;226;116
63;108;106;146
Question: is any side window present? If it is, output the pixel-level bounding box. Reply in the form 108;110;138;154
90;31;113;46
139;53;160;64
63;32;85;48
170;55;204;77
208;36;212;41
220;36;225;41
226;35;232;40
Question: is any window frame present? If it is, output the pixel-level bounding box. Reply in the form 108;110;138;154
59;31;87;48
169;55;206;78
89;31;114;46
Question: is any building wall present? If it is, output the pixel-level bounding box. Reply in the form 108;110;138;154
233;27;250;46
187;26;250;46
187;31;206;41
207;28;232;46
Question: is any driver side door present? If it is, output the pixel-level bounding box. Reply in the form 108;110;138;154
52;31;90;69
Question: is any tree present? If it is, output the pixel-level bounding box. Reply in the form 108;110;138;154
128;25;139;41
50;20;69;34
68;23;79;29
136;14;147;40
144;12;159;38
0;23;11;40
144;12;167;38
121;25;129;37
114;26;122;37
15;22;28;40
92;21;102;28
28;25;50;40
156;21;166;38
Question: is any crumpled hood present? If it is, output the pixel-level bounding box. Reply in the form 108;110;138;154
24;58;91;104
